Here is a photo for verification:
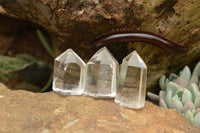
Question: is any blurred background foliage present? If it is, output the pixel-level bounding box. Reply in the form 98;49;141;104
0;14;53;92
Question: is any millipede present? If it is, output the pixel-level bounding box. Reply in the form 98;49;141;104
93;29;188;54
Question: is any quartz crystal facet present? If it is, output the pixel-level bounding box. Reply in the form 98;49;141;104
84;47;119;98
115;51;147;109
53;49;86;95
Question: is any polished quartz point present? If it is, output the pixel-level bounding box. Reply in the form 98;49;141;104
115;51;147;109
84;47;119;98
53;49;86;95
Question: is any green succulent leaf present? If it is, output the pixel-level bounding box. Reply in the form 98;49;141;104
194;112;200;127
147;92;159;103
166;90;172;108
180;66;191;82
190;61;200;84
194;93;200;109
190;76;198;86
169;73;178;81
188;83;199;102
197;108;200;114
166;82;180;97
182;89;193;105
155;61;200;127
159;75;166;91
191;110;196;116
193;61;200;76
176;89;184;101
171;97;183;113
173;94;180;101
159;99;168;108
183;101;195;114
185;110;195;123
159;91;166;102
174;77;188;88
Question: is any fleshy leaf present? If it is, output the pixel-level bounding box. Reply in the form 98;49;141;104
159;91;166;102
179;66;191;82
182;89;193;105
194;93;200;109
166;90;172;108
174;77;188;88
193;61;200;76
159;99;168;108
190;75;198;85
147;92;159;103
169;73;178;81
188;83;199;102
194;113;200;127
182;101;195;114
176;89;184;101
185;110;194;123
173;94;180;101
159;75;166;90
190;61;200;84
197;108;200;114
166;82;180;97
171;97;183;113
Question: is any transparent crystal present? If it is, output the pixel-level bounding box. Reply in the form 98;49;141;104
84;47;119;98
53;49;86;95
115;51;147;109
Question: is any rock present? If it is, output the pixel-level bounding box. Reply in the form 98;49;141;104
0;83;199;133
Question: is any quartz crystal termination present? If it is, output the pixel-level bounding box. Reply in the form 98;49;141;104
115;51;147;109
53;49;86;96
84;47;119;98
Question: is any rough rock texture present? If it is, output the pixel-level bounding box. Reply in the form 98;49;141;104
1;0;200;91
0;83;199;133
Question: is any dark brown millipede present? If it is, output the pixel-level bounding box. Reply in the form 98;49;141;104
93;29;188;54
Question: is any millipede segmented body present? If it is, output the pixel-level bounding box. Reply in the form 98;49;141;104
93;29;188;54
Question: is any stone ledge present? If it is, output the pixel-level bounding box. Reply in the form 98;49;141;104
0;83;199;133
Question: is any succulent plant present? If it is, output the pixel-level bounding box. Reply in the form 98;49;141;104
148;62;200;127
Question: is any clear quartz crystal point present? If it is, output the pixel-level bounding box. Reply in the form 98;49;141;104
115;51;147;109
53;49;86;96
84;47;119;98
